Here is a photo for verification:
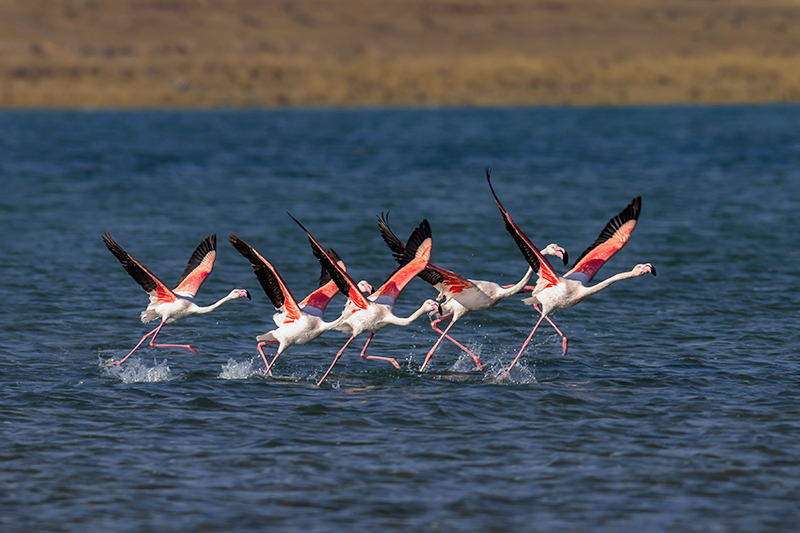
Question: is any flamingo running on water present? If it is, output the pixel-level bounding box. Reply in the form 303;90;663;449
229;233;373;376
377;212;568;372
290;215;441;386
102;233;251;365
486;174;656;374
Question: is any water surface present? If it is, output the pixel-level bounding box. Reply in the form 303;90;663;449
1;106;799;531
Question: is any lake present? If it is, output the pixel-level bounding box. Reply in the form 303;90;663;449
1;106;799;531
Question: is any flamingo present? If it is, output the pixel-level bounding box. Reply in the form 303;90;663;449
486;174;656;374
102;233;251;365
376;212;568;372
228;233;373;376
290;215;441;386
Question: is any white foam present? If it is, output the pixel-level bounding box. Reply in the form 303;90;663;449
101;357;173;383
218;357;263;380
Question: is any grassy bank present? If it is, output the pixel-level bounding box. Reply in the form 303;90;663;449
2;0;800;107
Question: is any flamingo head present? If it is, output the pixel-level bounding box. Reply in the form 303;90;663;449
633;263;657;277
425;299;442;317
233;289;252;300
357;280;374;295
542;243;569;266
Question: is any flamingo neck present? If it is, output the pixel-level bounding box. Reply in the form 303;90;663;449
322;312;350;331
576;270;638;300
193;292;240;314
385;302;433;327
497;266;535;298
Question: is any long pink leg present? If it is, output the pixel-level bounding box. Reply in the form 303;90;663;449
316;335;356;387
419;317;453;372
148;321;198;353
534;304;568;355
112;325;159;365
359;333;401;369
428;315;484;371
506;312;546;374
257;341;279;376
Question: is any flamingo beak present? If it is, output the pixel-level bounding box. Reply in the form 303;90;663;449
650;265;657;277
560;248;569;266
242;289;252;299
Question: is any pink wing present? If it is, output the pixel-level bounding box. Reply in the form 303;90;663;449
375;213;474;296
373;219;432;303
428;264;475;296
173;235;216;297
486;172;560;289
228;234;303;322
565;197;641;284
103;232;177;304
299;281;341;314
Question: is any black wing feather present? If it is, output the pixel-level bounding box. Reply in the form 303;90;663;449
319;247;342;287
102;232;158;293
308;239;351;297
401;219;431;265
288;214;353;298
377;212;406;263
377;213;443;286
228;233;285;310
486;169;542;274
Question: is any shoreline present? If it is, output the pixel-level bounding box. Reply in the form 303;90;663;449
3;101;800;111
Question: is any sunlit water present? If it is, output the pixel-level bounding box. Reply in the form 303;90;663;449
1;107;799;531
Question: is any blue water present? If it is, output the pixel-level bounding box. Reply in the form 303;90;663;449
1;106;799;531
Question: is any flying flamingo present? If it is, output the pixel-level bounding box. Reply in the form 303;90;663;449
376;212;568;372
102;233;251;365
290;215;441;386
486;174;656;374
228;233;373;376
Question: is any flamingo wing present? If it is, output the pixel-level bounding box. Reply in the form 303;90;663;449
428;264;474;295
299;281;340;314
229;233;302;321
102;232;177;304
377;212;446;287
289;214;370;311
173;235;216;297
377;212;406;263
373;219;432;303
299;248;346;314
486;170;560;288
566;196;641;284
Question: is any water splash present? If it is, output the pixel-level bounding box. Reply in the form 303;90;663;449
101;357;172;383
218;357;264;379
448;348;483;373
483;357;537;385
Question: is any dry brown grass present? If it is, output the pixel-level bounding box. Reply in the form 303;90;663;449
2;0;800;107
